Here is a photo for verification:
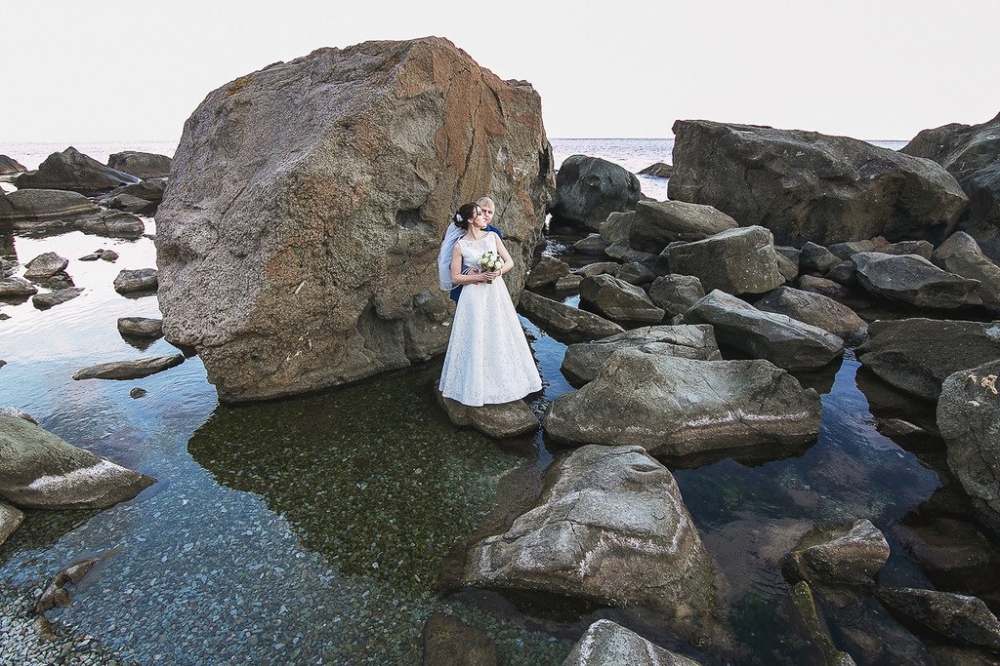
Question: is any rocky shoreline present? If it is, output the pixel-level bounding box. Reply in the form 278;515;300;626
3;35;1000;665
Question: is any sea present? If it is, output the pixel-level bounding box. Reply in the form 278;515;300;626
0;136;960;665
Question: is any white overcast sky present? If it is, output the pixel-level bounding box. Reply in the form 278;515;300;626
2;0;998;143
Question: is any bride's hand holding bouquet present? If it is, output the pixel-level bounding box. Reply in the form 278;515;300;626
478;251;504;284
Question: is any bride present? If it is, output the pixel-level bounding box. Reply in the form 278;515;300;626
438;202;542;407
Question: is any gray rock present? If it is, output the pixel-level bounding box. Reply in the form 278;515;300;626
107;151;172;179
526;256;571;290
613;261;656;286
938;359;1000;538
853;251;982;309
113;268;158;294
680;290;844;371
554;275;583;293
932;231;1000;312
156;37;553;404
648;274;705;317
600;210;634;248
0;276;38;299
517;290;624;343
857;319;1000;400
117;317;164;338
574;261;621;278
637;162;674;179
579;274;664;323
422;611;497;666
73;354;184;380
787;582;858;666
825;261;858;286
775;251;799;282
0;501;23;546
799;274;849;299
101;193;153;213
828;240;876;259
561;619;701;666
560;324;721;385
23;252;69;280
879;239;934;259
669;120;968;246
0;188;100;223
902;112;1000;260
435;390;538;439
0;155;27;175
14;146;140;195
626;199;738;253
32;288;84;310
573;234;611;256
76;210;145;239
799;242;840;273
0;414;155;509
545;350;821;456
0;407;38;424
875;587;1000;651
754;286;868;345
78;248;118;262
551;155;640;230
464;445;717;643
119;177;168;202
783;519;890;587
669;226;785;296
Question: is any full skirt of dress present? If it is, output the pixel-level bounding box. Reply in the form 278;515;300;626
439;277;542;406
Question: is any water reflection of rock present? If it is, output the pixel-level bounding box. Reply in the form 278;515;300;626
187;364;529;597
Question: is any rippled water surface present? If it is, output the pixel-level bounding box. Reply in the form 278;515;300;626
1;137;992;665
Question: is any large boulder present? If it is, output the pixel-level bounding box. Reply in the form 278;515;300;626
668;226;785;296
932;231;1000;312
625;199;738;253
0;414;155;509
463;444;717;643
14;147;140;195
937;360;1000;537
857;319;1000;401
782;519;890;587
0;188;100;224
680;290;844;371
875;587;1000;651
107;151;172;179
668;120;968;246
0;155;27;175
901;112;1000;260
155;38;554;403
560;324;721;385
545;350;821;457
853;252;982;309
517;290;624;343
754;286;868;345
562;620;702;666
579;274;664;324
550;155;640;230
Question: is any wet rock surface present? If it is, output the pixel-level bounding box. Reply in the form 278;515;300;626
518;290;624;342
561;619;702;666
72;354;184;380
436;390;539;439
782;519;890;587
875;587;1000;651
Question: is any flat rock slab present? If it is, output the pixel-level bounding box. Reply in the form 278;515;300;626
436;390;538;439
0;276;38;299
73;354;184;380
853;252;982;309
0;188;100;222
463;445;717;644
32;287;84;310
562;619;702;666
545;350;821;458
0;414;155;509
518;290;624;343
754;286;869;345
561;324;721;385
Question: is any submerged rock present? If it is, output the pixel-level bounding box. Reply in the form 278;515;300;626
14;147;139;195
786;582;857;666
517;290;624;343
560;324;720;385
668;120;968;246
545;350;821;457
156;37;553;403
680;290;844;371
463;445;717;644
36;558;101;614
550;155;640;230
421;611;498;666
857;319;1000;401
782;519;891;587
937;359;1000;538
73;354;184;380
853;252;982;309
32;287;84;310
562;619;702;666
0;414;155;509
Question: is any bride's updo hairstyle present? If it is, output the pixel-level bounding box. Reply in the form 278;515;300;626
452;203;480;230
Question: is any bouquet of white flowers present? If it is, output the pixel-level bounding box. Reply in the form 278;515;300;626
478;251;504;284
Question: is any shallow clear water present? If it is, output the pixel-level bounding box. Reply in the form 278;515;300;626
1;137;993;665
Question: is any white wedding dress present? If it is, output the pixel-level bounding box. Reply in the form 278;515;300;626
439;232;542;406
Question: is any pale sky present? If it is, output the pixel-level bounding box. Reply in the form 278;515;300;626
2;0;998;143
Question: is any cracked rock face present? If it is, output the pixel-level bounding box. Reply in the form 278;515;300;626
463;445;717;644
155;37;554;403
